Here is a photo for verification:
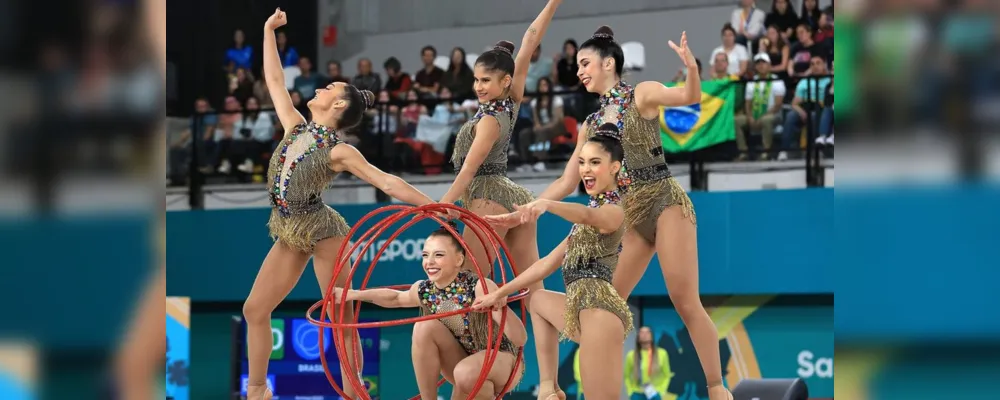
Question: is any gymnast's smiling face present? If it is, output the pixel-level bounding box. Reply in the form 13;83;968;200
578;141;621;196
422;233;466;287
473;65;512;103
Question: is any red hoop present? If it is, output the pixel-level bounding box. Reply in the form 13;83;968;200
306;203;528;400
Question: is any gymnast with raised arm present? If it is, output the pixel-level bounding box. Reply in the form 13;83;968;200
243;9;437;400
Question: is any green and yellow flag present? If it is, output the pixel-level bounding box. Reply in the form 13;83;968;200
659;79;738;153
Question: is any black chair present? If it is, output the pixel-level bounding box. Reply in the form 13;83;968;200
732;378;809;400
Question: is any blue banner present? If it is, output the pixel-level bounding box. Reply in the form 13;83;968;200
166;297;191;400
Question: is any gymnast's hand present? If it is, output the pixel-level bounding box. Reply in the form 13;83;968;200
472;291;506;312
330;287;352;303
668;31;697;69
265;8;288;31
484;212;523;229
514;200;549;223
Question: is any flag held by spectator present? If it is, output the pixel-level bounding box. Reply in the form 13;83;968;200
659;79;737;153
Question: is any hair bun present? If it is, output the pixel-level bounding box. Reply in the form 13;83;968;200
360;89;375;108
595;122;622;141
493;40;515;57
593;25;615;41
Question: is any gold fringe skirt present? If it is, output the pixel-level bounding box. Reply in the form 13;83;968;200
267;205;351;253
621;176;696;244
561;278;634;342
461;175;535;213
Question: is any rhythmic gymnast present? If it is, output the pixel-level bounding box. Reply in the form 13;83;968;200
333;223;527;400
435;0;566;398
475;123;633;400
519;26;732;400
243;9;437;400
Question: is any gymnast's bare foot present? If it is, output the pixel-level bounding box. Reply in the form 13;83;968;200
536;381;566;400
246;384;272;400
708;384;733;400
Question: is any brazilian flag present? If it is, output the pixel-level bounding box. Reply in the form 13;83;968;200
659;79;738;153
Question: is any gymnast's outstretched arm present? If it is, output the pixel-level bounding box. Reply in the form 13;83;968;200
635;32;701;116
473;239;569;310
334;282;421;309
262;8;307;133
510;0;562;103
474;279;528;346
330;144;435;206
519;199;624;234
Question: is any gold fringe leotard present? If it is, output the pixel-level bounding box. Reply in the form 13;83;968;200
561;190;634;341
451;97;535;212
586;81;695;244
417;271;524;385
265;122;351;253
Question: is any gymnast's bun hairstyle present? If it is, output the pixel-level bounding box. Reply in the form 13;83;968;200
428;220;466;255
580;25;625;77
474;40;516;76
586;122;625;162
341;86;374;130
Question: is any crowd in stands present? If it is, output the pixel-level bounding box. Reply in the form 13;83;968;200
167;0;835;186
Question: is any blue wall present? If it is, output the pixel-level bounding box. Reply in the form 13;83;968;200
166;188;834;301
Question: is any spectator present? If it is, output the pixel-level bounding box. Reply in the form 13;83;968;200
252;77;273;109
383;57;413;99
275;31;300;68
799;0;822;31
289;89;309;120
189;97;219;174
525;44;553;96
399;89;427;138
414;45;444;97
234;96;277;173
729;0;767;48
787;24;827;78
760;26;790;78
624;327;671;400
709;52;737;80
323;61;350;86
170;97;216;183
764;0;799;42
552;39;582;117
735;54;785;160
228;67;255;104
671;58;704;83
225;29;252;70
369;89;399;133
213;96;249;174
781;54;832;160
517;77;565;172
352;58;382;93
292;56;321;100
711;24;750;77
815;6;835;44
440;47;474;100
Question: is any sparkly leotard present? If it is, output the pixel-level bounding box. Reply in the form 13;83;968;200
561;190;633;341
265;122;350;253
586;81;695;243
451;97;535;212
417;271;524;387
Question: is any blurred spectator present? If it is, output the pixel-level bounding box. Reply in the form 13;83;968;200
782;54;832;160
414;46;444;98
400;89;427;137
729;0;767;48
517;77;564;172
764;0;799;42
225;29;253;70
170;97;216;183
815;6;835;44
384;56;413;99
526;45;553;97
228;67;255;104
275;30;300;68
671;58;704;83
352;58;382;93
252;77;273;109
760;26;790;78
441;47;475;100
415;87;465;154
188;98;219;174
212;96;249;174
289;89;309;119
323;61;350;86
553;39;582;118
787;24;827;77
711;24;750;77
368;89;400;136
624;327;671;400
799;0;822;31
292;56;320;100
709;52;737;80
735;54;785;161
234;96;277;173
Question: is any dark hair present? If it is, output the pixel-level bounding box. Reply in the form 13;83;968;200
771;0;798;16
327;60;341;69
383;56;401;72
475;40;516;76
797;23;814;34
721;23;737;36
564;38;578;52
579;26;624;77
534;77;554;119
447;47;472;76
822;5;834;20
586;123;624;162
428;221;465;255
421;45;437;57
340;87;375;129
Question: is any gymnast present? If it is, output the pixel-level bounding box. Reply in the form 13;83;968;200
243;8;437;400
333;223;527;400
518;25;732;400
474;123;632;400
